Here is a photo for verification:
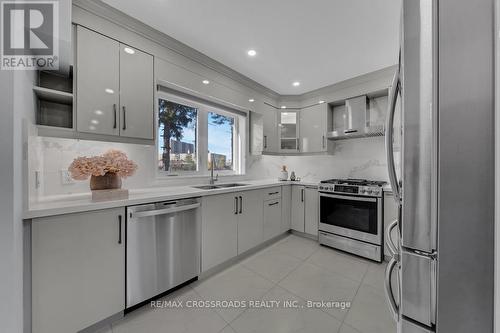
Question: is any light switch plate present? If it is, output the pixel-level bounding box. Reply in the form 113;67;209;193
60;169;74;184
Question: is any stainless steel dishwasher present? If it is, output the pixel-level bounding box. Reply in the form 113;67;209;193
126;198;201;310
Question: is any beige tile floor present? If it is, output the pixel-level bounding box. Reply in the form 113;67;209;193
101;234;396;333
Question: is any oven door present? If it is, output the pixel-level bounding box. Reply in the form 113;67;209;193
319;193;382;245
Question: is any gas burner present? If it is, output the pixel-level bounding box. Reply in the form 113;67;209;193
318;178;387;197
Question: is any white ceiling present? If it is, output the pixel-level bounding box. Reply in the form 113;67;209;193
102;0;401;95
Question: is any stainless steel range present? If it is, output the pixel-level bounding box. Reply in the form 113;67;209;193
318;178;386;262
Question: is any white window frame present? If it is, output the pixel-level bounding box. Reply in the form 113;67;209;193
155;91;244;178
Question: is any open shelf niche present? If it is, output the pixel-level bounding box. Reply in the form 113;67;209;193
34;68;74;129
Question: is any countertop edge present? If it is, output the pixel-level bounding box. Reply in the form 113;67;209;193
25;180;319;219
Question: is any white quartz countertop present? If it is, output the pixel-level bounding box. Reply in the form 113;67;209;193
25;179;319;219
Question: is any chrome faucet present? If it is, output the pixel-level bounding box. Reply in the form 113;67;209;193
209;154;218;185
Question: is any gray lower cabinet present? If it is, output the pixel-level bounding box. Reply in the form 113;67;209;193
237;190;265;254
263;199;282;241
31;208;125;333
304;187;319;236
291;185;318;236
201;192;239;272
291;185;305;232
281;185;292;232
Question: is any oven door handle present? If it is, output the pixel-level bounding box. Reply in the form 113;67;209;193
319;193;377;203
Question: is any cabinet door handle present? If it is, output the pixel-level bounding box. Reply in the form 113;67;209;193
297;138;300;151
118;215;122;244
113;104;117;129
301;188;305;202
268;191;279;195
322;135;326;149
122;106;127;130
234;197;238;215
268;201;279;206
239;196;243;214
264;135;267;149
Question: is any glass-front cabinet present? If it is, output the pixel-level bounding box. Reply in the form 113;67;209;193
279;110;300;152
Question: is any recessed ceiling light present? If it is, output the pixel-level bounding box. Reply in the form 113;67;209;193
94;110;103;115
292;81;300;87
90;119;99;125
202;80;210;85
248;98;255;102
281;106;287;109
319;100;325;104
104;88;114;94
247;49;257;57
123;47;135;54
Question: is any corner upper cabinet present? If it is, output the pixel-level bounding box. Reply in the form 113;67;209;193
76;26;154;140
300;103;328;153
279;110;300;152
262;104;279;153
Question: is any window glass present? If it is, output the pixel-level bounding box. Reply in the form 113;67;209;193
207;111;234;171
158;99;197;172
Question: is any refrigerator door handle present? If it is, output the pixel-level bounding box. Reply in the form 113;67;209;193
385;67;401;204
386;219;400;258
384;256;400;322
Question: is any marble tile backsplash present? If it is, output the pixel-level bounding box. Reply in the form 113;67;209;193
29;135;391;199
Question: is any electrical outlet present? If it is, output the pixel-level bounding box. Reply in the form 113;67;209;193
60;169;74;185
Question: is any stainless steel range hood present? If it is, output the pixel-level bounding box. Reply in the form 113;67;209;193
327;95;385;140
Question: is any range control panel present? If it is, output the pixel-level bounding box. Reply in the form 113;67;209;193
318;184;382;197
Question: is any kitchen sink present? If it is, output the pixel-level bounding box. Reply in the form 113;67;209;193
216;183;248;188
192;183;248;190
192;185;220;190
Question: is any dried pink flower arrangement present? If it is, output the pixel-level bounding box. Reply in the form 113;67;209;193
68;149;138;181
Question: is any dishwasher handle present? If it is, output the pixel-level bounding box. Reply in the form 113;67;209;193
130;202;200;219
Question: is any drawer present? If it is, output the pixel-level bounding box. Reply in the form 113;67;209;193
264;186;281;200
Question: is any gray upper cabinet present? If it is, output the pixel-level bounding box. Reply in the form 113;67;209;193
262;104;278;153
278;110;300;152
119;44;154;139
300;103;328;153
76;26;154;141
76;26;120;136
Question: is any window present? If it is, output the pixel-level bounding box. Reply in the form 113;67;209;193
157;93;244;177
158;99;198;173
208;112;234;171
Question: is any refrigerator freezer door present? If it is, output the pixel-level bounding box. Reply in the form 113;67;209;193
401;250;436;328
400;0;438;253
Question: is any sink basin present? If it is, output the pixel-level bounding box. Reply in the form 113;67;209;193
192;185;220;190
192;183;248;190
216;183;248;188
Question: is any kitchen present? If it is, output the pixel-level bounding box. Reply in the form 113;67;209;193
0;0;496;333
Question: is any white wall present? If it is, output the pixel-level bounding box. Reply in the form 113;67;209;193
0;67;36;333
29;134;389;197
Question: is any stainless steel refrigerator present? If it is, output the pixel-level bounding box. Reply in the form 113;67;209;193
384;0;495;332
